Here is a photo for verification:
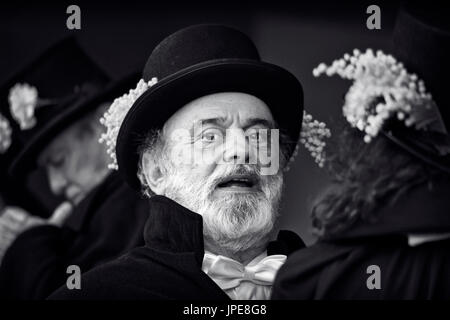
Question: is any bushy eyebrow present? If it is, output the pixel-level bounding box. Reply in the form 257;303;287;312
193;117;275;130
242;118;275;130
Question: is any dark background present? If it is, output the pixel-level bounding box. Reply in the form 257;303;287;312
0;0;400;244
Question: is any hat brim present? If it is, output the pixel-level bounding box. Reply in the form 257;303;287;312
9;73;140;179
116;59;303;190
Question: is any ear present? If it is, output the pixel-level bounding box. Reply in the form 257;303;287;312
141;151;166;195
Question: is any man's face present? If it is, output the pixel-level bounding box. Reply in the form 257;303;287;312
38;105;109;205
148;92;285;253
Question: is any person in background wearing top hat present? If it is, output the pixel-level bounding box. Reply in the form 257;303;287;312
0;37;149;299
48;24;332;300
272;2;450;299
0;37;113;265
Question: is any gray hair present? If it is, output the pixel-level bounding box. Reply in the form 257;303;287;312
136;129;166;198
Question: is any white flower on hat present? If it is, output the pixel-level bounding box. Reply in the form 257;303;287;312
282;111;331;172
99;78;158;170
313;49;446;144
8;83;39;130
299;111;331;168
0;113;12;154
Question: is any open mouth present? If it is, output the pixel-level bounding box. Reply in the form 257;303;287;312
216;174;259;192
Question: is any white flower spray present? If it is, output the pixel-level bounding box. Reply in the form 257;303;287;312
299;112;331;168
313;49;446;144
8;83;39;130
99;78;158;169
0;113;12;154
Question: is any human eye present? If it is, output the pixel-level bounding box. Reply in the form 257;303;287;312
248;131;260;141
50;152;66;168
201;128;223;144
247;128;269;144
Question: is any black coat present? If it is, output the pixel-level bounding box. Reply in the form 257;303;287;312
0;173;149;299
49;195;305;300
272;179;450;300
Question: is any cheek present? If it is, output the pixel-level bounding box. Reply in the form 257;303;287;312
169;138;227;180
64;156;90;185
65;144;102;186
170;143;219;169
169;151;217;181
191;162;216;180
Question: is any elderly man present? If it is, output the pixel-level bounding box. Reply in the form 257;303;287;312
0;38;149;299
50;25;305;300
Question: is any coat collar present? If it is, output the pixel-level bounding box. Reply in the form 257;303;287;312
143;195;305;267
326;177;450;241
143;195;205;265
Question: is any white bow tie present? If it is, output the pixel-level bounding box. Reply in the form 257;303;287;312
202;252;287;291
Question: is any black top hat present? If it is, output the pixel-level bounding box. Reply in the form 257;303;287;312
116;24;304;189
0;37;140;180
382;2;450;173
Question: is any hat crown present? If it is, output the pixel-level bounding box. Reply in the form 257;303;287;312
143;24;261;81
1;37;110;103
393;2;450;129
1;37;110;137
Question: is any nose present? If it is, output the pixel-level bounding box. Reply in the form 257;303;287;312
222;129;250;164
47;166;67;196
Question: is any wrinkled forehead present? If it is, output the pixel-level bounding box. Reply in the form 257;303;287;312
163;92;275;135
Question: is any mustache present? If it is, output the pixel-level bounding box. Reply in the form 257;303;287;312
208;164;262;188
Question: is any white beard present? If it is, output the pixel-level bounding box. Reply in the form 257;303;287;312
162;163;284;254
